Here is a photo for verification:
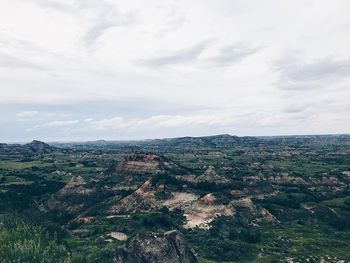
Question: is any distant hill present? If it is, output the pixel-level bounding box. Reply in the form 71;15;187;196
143;134;260;148
45;134;349;155
0;140;57;157
51;134;262;149
24;140;55;154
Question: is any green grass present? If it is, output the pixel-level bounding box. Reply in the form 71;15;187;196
267;159;334;175
1;175;33;186
0;215;69;263
321;197;347;207
65;235;124;263
0;160;49;170
259;222;350;260
198;256;276;263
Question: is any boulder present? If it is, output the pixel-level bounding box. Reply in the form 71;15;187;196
114;230;197;263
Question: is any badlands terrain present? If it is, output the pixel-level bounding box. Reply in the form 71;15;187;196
1;134;350;262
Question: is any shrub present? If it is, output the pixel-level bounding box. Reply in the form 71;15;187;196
185;228;253;261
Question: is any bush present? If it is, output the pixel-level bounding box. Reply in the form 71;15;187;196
185;228;253;261
344;197;350;210
228;228;261;243
240;228;261;243
328;211;350;230
268;193;312;209
142;213;173;228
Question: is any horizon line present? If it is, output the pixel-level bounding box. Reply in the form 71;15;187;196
2;132;350;145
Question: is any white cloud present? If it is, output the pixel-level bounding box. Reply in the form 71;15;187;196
89;111;250;131
138;41;208;67
33;0;136;49
42;120;79;127
16;110;39;118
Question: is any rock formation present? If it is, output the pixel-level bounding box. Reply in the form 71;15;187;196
114;230;197;263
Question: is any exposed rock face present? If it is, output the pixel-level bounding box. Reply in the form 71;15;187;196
48;176;96;214
243;172;346;189
114;230;197;263
119;154;179;174
109;232;128;241
55;176;94;199
182;193;234;229
178;166;231;185
196;166;231;184
110;181;234;229
109;180;160;214
230;198;278;225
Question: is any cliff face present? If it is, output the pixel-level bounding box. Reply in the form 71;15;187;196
114;230;198;263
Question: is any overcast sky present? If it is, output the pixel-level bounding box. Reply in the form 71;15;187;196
1;0;350;142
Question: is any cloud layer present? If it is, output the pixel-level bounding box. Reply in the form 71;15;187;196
0;0;350;141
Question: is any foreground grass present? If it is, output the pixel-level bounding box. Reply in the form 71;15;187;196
0;215;69;263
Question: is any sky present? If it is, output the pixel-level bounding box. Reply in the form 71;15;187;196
0;0;350;142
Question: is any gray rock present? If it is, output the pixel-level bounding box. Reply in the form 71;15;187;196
114;230;197;263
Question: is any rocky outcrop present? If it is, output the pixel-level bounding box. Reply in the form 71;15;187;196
119;154;180;174
109;180;160;214
114;230;197;263
196;166;231;184
48;176;97;214
182;193;234;229
110;181;234;229
179;166;231;186
230;198;278;225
